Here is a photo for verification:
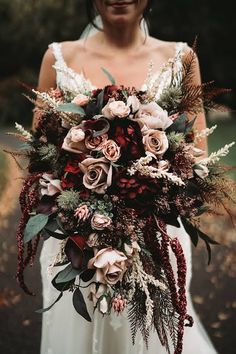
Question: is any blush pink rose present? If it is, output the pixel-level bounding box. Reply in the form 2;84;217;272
102;98;130;119
102;139;121;162
85;133;108;151
142;129;169;157
79;157;112;194
72;94;90;106
74;204;90;221
135;102;173;131
88;247;128;285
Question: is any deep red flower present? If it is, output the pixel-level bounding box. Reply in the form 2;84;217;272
110;169;160;207
61;156;84;190
110;119;145;162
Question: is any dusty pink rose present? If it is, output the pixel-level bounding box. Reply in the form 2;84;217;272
88;247;128;285
79;157;112;194
91;213;112;230
74;204;90;221
62;126;88;154
102;98;130;119
72;94;89;107
135;102;173;130
102;139;121;162
142;129;169;157
85;133;108;151
39;173;62;196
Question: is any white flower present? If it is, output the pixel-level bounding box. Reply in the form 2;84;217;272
39;173;62;196
127;95;140;114
193;164;209;179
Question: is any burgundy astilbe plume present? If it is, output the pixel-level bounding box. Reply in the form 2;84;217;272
157;219;193;354
16;174;41;295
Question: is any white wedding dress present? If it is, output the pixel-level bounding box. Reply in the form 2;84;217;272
40;41;219;354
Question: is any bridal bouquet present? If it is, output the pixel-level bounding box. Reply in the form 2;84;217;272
10;49;235;354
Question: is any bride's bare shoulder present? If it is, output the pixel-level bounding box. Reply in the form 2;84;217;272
148;36;191;59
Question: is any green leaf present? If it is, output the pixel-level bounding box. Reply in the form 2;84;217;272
181;218;199;247
167;113;188;133
185;117;196;133
73;287;92;322
24;214;49;243
96;89;105;112
101;67;116;85
56;103;85;115
35;292;63;314
55;263;80;284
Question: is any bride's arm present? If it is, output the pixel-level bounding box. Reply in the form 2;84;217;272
183;47;208;157
32;48;56;130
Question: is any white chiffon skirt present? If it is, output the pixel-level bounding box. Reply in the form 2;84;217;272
40;222;219;354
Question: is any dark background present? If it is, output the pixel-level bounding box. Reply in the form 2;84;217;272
0;1;236;354
0;0;235;126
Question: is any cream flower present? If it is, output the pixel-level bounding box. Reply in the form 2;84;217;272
124;241;141;257
39;173;62;196
193;164;209;179
79;157;112;194
102;139;121;162
62;126;88;154
135;102;173;130
102;98;130;119
88;247;128;285
88;283;108;307
85;134;108;151
91;213;112;230
127;95;140;114
142;129;169;157
72;94;89;106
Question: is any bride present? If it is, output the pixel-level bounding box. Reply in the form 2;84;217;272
35;1;218;353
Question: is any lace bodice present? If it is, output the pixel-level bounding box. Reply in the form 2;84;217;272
49;41;188;98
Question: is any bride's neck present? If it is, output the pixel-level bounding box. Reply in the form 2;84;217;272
96;23;146;52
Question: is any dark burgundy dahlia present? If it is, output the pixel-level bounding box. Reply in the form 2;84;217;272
109;118;145;163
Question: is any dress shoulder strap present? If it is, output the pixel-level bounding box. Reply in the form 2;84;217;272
175;42;188;60
48;42;65;65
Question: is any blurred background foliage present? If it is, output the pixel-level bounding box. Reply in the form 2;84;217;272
0;0;235;126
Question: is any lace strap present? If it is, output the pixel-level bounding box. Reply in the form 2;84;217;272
48;42;65;65
175;42;188;60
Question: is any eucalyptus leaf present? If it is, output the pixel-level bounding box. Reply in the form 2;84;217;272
56;103;85;115
55;263;80;284
73;287;92;322
101;67;116;85
24;214;49;243
96;89;105;112
36;292;63;314
167;113;188;133
185;117;197;133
